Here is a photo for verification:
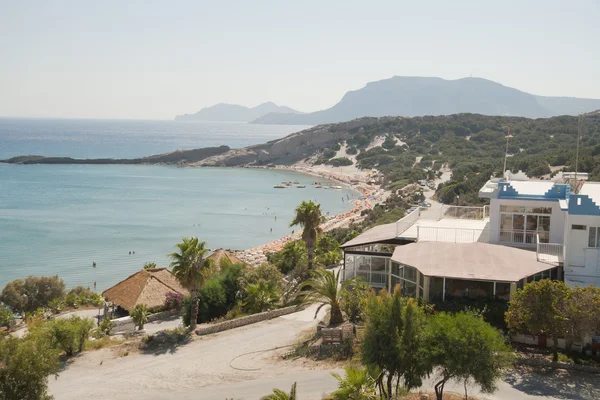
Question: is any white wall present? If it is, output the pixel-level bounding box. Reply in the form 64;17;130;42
488;199;565;245
564;214;600;282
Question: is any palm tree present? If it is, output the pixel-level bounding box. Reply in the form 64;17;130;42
260;382;297;400
330;365;377;400
130;304;149;330
290;201;325;270
169;237;210;331
298;268;359;325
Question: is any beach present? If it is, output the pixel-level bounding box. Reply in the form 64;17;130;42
235;163;388;266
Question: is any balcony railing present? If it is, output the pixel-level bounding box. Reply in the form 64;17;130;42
417;226;489;243
536;234;564;266
396;208;420;236
439;205;488;221
342;269;388;288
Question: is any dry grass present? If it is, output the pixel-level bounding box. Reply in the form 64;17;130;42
400;392;478;400
84;336;125;351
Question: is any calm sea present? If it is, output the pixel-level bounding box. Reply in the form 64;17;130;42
0;119;356;291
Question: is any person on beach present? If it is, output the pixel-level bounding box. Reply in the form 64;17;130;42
93;261;96;268
270;228;272;232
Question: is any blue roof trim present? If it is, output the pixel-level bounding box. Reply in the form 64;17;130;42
497;182;569;201
568;195;600;216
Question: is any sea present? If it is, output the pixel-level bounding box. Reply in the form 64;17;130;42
0;119;358;291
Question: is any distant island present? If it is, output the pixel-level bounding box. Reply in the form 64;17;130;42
248;76;600;125
174;101;302;122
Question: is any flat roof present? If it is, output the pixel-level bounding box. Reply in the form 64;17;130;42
400;218;489;242
391;242;552;282
580;182;600;205
341;222;398;248
507;181;555;196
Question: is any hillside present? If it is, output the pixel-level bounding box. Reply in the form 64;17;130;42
174;102;300;122
250;77;600;124
201;112;600;204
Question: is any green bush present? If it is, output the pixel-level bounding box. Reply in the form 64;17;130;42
327;157;353;167
65;286;104;308
346;146;358;155
243;280;279;313
44;316;94;356
0;334;61;400
0;304;15;329
382;135;396;149
130;304;150;330
0;276;66;313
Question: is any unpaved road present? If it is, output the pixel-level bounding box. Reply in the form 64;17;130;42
49;305;334;400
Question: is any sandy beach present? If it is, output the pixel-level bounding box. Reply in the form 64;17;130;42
235;162;388;266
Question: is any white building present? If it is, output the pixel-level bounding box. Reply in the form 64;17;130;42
341;171;600;299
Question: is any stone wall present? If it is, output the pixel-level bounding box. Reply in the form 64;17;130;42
195;305;305;336
517;357;600;373
109;309;179;334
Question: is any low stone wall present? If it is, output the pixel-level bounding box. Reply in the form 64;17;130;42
110;309;179;334
517;357;600;373
195;305;305;336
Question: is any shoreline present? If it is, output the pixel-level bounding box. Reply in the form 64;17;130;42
235;163;389;266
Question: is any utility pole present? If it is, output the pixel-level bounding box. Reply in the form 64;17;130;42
503;126;513;180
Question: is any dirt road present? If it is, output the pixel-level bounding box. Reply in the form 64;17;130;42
49;305;331;400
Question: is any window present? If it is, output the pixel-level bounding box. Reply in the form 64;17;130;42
589;227;600;248
499;205;552;244
572;225;587;230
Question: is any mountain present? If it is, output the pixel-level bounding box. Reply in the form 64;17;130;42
174;102;301;122
250;77;600;124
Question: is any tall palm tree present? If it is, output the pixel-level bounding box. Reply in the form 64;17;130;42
260;382;297;400
298;268;360;325
290;200;325;270
169;237;210;331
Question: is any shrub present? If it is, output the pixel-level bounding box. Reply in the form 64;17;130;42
0;276;66;313
346;146;358;155
143;262;157;269
163;292;183;311
0;304;15;329
241;263;284;292
243;280;279;313
0;334;61;400
94;317;115;338
65;286;103;308
382;135;396;149
327;157;353;167
45;316;94;356
130;304;150;330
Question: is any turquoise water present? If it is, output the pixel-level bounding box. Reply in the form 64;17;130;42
0;164;357;291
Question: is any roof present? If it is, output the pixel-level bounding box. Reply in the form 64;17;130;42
391;242;553;282
102;268;189;312
207;249;246;268
341;223;398;248
580;182;600;206
399;218;489;242
507;181;555;196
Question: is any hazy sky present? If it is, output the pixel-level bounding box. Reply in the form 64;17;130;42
1;0;598;120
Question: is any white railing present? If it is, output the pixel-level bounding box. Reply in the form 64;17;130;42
500;230;550;246
439;205;487;221
536;234;564;265
342;269;388;288
396;208;420;236
417;226;489;243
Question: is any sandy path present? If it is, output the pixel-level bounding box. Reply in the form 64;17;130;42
49;305;329;400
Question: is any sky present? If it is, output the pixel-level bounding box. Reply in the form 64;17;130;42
0;0;599;120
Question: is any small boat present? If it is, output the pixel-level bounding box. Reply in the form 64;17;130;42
332;185;343;189
273;185;286;189
293;180;300;184
296;185;306;188
315;185;322;188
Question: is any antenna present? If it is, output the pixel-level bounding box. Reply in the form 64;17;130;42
503;126;513;180
575;114;582;178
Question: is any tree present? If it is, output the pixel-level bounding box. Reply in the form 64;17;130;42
0;334;60;400
330;365;377;400
505;279;570;361
243;280;279;314
341;279;369;324
298;268;358;326
426;311;514;400
260;382;297;400
169;237;210;331
0;276;66;313
290;201;325;270
44;316;94;356
0;304;14;329
563;286;600;351
130;304;149;330
269;240;307;274
360;288;429;399
143;262;157;269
